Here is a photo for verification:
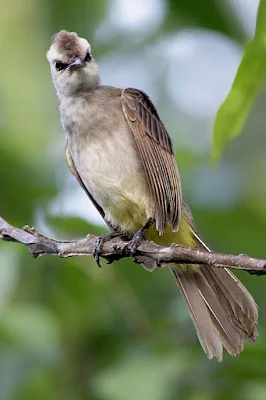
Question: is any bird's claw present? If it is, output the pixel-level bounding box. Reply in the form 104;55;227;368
92;232;121;267
126;231;147;264
92;236;105;267
126;218;155;262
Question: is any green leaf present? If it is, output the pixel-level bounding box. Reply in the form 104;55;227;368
212;0;266;163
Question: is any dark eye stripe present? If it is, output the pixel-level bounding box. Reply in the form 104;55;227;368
84;52;92;62
55;61;68;71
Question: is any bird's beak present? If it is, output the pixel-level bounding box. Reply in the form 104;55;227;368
69;57;85;71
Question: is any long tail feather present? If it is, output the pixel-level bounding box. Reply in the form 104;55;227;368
171;247;258;361
171;267;223;361
143;205;258;361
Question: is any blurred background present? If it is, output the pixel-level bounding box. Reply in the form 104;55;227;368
1;0;266;399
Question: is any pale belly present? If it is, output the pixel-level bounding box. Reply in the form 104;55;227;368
68;130;153;234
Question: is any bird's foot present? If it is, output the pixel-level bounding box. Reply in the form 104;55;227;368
93;232;121;267
126;218;155;262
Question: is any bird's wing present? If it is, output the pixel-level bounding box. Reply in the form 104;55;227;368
121;88;182;234
65;137;115;231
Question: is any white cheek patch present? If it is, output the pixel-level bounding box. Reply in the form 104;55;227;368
46;44;58;63
79;38;91;57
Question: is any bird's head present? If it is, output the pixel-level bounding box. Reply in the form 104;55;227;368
47;30;99;99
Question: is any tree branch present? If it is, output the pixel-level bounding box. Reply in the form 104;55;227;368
0;216;265;275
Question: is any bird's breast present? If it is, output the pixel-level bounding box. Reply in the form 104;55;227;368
63;99;153;233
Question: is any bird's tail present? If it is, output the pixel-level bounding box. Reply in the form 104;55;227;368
144;205;258;361
171;237;258;361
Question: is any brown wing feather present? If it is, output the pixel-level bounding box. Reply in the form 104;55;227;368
121;88;182;234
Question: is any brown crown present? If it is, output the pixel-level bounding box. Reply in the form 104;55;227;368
51;30;84;61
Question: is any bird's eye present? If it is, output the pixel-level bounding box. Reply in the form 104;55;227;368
55;61;68;71
84;52;92;62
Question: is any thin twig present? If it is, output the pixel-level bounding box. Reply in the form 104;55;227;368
0;216;265;275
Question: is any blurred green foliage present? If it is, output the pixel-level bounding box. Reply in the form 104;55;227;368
212;0;266;162
0;1;266;400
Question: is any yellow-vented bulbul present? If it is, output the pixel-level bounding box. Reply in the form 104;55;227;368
47;31;258;361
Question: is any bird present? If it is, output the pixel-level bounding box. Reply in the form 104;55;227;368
47;30;258;361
